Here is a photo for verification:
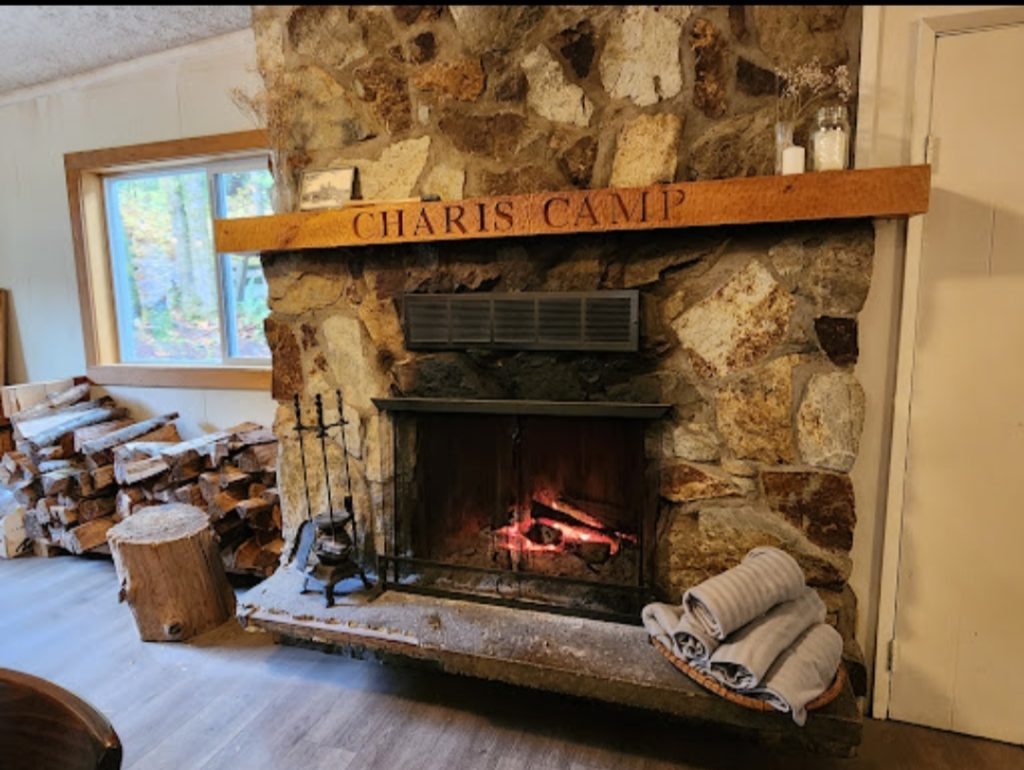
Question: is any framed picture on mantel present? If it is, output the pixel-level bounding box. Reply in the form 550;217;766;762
299;167;356;211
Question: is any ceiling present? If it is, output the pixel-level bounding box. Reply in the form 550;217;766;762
0;6;253;94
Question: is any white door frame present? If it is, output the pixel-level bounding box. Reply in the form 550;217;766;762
870;5;1024;718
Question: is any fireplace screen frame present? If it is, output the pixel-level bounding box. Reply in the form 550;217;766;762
374;398;669;624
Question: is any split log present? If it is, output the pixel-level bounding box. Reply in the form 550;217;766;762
34;446;65;463
235;442;277;473
116;487;145;519
138;423;181;444
198;467;249;503
0;504;28;558
9;383;91;424
213;511;248;548
107;504;236;641
37;458;73;473
229;426;276;449
32;539;67;558
207;490;244;521
23;406;129;449
197;472;220;504
1;451;37;484
159;431;232;472
79;413;179;456
235;498;275;529
54;506;78;527
114;441;177;462
23;511;46;541
72;468;94;497
162;453;204;485
115;456;169;486
14;486;38;509
40;468;78;497
172;484;204;507
77;495;115;523
90;464;116;493
232;533;284;574
74;418;134;452
62;517;115;554
13;399;114;437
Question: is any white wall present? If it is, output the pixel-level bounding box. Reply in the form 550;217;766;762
0;30;276;437
852;4;1012;703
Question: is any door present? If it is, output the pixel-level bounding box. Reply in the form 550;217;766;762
889;22;1024;743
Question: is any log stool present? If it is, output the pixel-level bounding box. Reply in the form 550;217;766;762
107;503;236;642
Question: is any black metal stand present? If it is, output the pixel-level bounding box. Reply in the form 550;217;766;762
290;391;371;607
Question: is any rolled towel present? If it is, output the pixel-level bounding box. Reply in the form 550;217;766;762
642;602;684;655
683;546;806;640
751;623;844;726
673;611;719;667
707;587;826;691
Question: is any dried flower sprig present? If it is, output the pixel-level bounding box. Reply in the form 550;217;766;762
775;58;852;125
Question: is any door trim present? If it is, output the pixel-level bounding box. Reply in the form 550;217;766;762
871;6;1024;718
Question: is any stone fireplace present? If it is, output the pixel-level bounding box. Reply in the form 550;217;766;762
262;221;869;643
243;0;868;663
240;6;872;742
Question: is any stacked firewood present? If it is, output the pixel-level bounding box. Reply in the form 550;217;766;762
0;383;284;575
112;423;284;575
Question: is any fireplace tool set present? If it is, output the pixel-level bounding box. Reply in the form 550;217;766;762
290;390;371;606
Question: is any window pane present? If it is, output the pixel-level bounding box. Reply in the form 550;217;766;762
216;166;273;360
217;168;274;219
107;170;221;363
224;253;271;359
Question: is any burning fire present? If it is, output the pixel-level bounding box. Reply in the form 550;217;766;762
494;489;634;559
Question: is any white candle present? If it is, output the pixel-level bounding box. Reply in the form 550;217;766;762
814;129;848;171
781;145;805;175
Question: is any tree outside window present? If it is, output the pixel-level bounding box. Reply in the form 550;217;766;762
104;156;273;365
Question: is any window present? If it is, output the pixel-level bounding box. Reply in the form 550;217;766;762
66;131;274;390
104;156;273;365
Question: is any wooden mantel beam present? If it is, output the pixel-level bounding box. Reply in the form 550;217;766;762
214;165;930;254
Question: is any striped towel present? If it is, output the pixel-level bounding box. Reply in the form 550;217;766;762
641;602;684;655
752;623;844;726
683;546;806;640
706;588;826;690
673;611;719;667
643;603;720;666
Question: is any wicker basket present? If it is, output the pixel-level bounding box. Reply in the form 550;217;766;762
650;636;846;712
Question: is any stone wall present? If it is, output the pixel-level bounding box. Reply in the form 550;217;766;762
249;5;862;208
250;6;869;675
261;219;871;648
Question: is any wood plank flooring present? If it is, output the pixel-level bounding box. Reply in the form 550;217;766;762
1;556;1021;770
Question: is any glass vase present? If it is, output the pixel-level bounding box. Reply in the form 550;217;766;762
774;121;795;175
810;105;850;172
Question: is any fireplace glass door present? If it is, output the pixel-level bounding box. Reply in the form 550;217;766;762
385;410;654;621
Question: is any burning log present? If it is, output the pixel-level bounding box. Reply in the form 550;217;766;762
525;520;562;546
496;493;633;567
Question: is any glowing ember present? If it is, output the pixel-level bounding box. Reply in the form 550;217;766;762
494;491;634;558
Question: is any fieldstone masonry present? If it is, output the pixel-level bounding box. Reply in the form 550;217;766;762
249;6;870;678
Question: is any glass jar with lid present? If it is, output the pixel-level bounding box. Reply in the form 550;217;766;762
810;105;850;171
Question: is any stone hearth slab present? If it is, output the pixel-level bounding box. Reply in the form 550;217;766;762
238;569;862;757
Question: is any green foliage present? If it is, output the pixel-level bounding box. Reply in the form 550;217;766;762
109;165;273;362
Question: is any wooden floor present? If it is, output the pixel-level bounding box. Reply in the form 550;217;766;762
1;557;1021;770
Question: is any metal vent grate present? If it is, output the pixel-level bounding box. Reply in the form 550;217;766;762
403;291;639;351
